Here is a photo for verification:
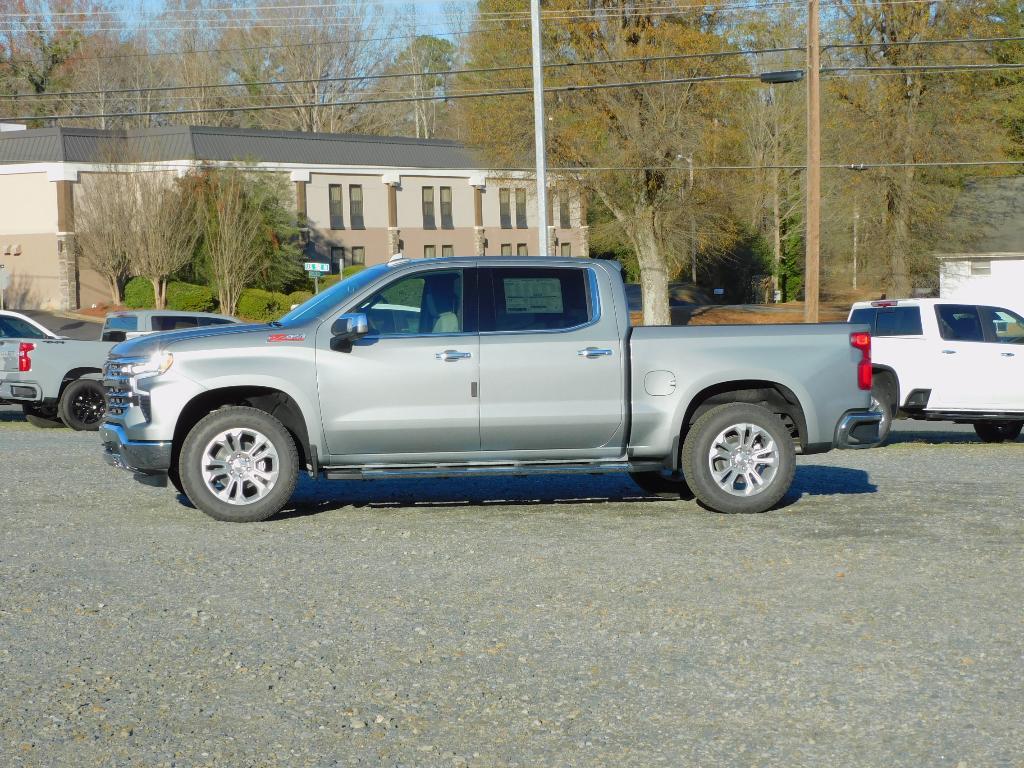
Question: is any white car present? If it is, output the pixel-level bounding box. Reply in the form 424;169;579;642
849;298;1024;443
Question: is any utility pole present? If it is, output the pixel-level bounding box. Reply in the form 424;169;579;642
804;0;821;323
852;207;859;290
529;0;549;257
687;155;697;284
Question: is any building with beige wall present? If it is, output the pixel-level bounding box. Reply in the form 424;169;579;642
0;125;588;310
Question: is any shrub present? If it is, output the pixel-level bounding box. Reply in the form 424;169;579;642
236;288;292;322
123;277;155;309
166;281;216;313
288;290;314;307
319;273;341;289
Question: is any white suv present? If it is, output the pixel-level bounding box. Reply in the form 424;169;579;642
848;299;1024;443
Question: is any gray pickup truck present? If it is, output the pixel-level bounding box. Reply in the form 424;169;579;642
1;310;237;430
100;257;880;522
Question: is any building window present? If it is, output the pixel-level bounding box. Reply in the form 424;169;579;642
515;188;527;228
422;187;435;229
499;188;511;229
560;242;571;257
971;259;992;276
559;194;571;229
424;244;436;259
441;244;454;258
517;243;528;256
328;185;344;230
350;246;365;266
330;246;345;272
501;243;512;256
349;185;364;229
440;186;453;229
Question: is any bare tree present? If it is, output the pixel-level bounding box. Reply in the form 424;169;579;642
74;172;134;304
203;169;263;315
133;171;201;308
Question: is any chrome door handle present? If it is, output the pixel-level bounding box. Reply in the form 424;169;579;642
941;349;957;355
1001;352;1016;357
578;347;613;358
435;349;472;362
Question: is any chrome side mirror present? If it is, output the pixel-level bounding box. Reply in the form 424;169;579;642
331;312;369;341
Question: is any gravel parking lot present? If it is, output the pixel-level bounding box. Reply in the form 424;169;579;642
1;406;1021;767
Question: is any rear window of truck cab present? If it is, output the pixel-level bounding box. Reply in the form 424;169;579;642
849;306;923;337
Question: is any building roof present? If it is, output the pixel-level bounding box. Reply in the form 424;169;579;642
0;125;478;169
940;176;1024;255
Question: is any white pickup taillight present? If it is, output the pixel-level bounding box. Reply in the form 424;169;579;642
18;342;35;372
849;332;872;390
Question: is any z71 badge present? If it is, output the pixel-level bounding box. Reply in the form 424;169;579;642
267;333;306;343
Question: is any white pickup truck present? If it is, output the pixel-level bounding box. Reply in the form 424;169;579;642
849;299;1024;442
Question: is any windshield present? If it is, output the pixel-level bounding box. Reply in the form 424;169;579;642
0;315;48;339
278;265;390;325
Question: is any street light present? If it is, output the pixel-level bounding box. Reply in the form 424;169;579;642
759;70;805;85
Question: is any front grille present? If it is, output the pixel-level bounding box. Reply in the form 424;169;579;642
103;357;146;419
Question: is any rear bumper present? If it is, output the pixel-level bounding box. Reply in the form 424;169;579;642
0;380;42;402
99;422;172;474
834;409;882;449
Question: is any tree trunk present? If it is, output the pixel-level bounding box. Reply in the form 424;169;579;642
150;277;166;309
109;276;122;306
632;214;670;326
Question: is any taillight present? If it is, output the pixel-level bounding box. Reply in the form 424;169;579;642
850;332;872;390
18;342;35;372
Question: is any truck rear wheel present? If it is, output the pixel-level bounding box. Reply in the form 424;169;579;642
178;406;299;523
22;403;65;429
870;373;898;444
58;379;107;431
681;403;795;514
973;420;1023;443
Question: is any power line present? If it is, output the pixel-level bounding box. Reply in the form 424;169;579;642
1;71;765;122
822;62;1024;74
0;46;801;101
822;35;1024;52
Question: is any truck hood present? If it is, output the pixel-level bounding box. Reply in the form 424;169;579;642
110;323;273;358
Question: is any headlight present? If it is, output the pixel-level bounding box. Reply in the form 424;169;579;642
129;351;174;378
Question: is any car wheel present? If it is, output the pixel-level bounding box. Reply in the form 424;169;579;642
58;379;107;431
973;420;1024;443
22;403;65;429
179;406;299;523
681;403;795;514
628;470;692;499
870;374;897;444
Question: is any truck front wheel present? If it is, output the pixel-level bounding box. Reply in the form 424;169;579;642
973;420;1023;443
681;403;795;514
178;406;299;523
58;379;107;431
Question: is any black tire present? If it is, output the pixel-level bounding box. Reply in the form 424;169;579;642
973;420;1024;443
178;406;299;523
629;470;692;499
681;403;796;514
22;403;65;429
57;378;107;432
870;374;898;445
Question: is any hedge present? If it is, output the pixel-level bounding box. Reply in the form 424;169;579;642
288;290;314;307
124;277;155;309
166;281;216;312
237;288;291;322
342;264;366;278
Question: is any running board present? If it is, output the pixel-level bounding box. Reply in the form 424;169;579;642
323;459;661;481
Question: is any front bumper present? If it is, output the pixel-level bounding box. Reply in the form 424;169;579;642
834;410;882;449
99;422;172;474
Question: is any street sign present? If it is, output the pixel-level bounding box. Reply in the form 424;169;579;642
304;262;330;273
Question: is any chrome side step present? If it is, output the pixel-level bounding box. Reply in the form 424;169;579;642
323;459;661;481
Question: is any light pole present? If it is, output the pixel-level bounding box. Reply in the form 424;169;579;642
804;0;821;323
529;0;549;257
687;155;696;284
852;207;859;290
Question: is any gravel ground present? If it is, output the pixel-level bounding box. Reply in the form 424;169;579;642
1;406;1022;767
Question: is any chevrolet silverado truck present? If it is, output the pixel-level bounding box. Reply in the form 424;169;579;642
849;298;1024;443
1;310;238;430
99;257;881;522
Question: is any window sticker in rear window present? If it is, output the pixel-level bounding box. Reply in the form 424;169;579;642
503;278;564;314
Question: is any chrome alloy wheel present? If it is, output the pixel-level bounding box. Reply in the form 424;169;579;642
201;428;280;505
706;422;779;497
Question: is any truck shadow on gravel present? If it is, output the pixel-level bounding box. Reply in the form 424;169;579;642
178;465;875;520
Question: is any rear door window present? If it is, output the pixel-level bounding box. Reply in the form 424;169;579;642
482;267;592;333
196;317;237;327
936;305;984;342
151;316;200;332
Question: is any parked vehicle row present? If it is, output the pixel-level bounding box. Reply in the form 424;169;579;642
99;256;881;522
0;310;238;430
849;299;1024;443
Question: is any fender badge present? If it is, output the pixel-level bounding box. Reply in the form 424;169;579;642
267;333;306;343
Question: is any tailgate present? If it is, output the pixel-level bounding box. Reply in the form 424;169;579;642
0;340;20;372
